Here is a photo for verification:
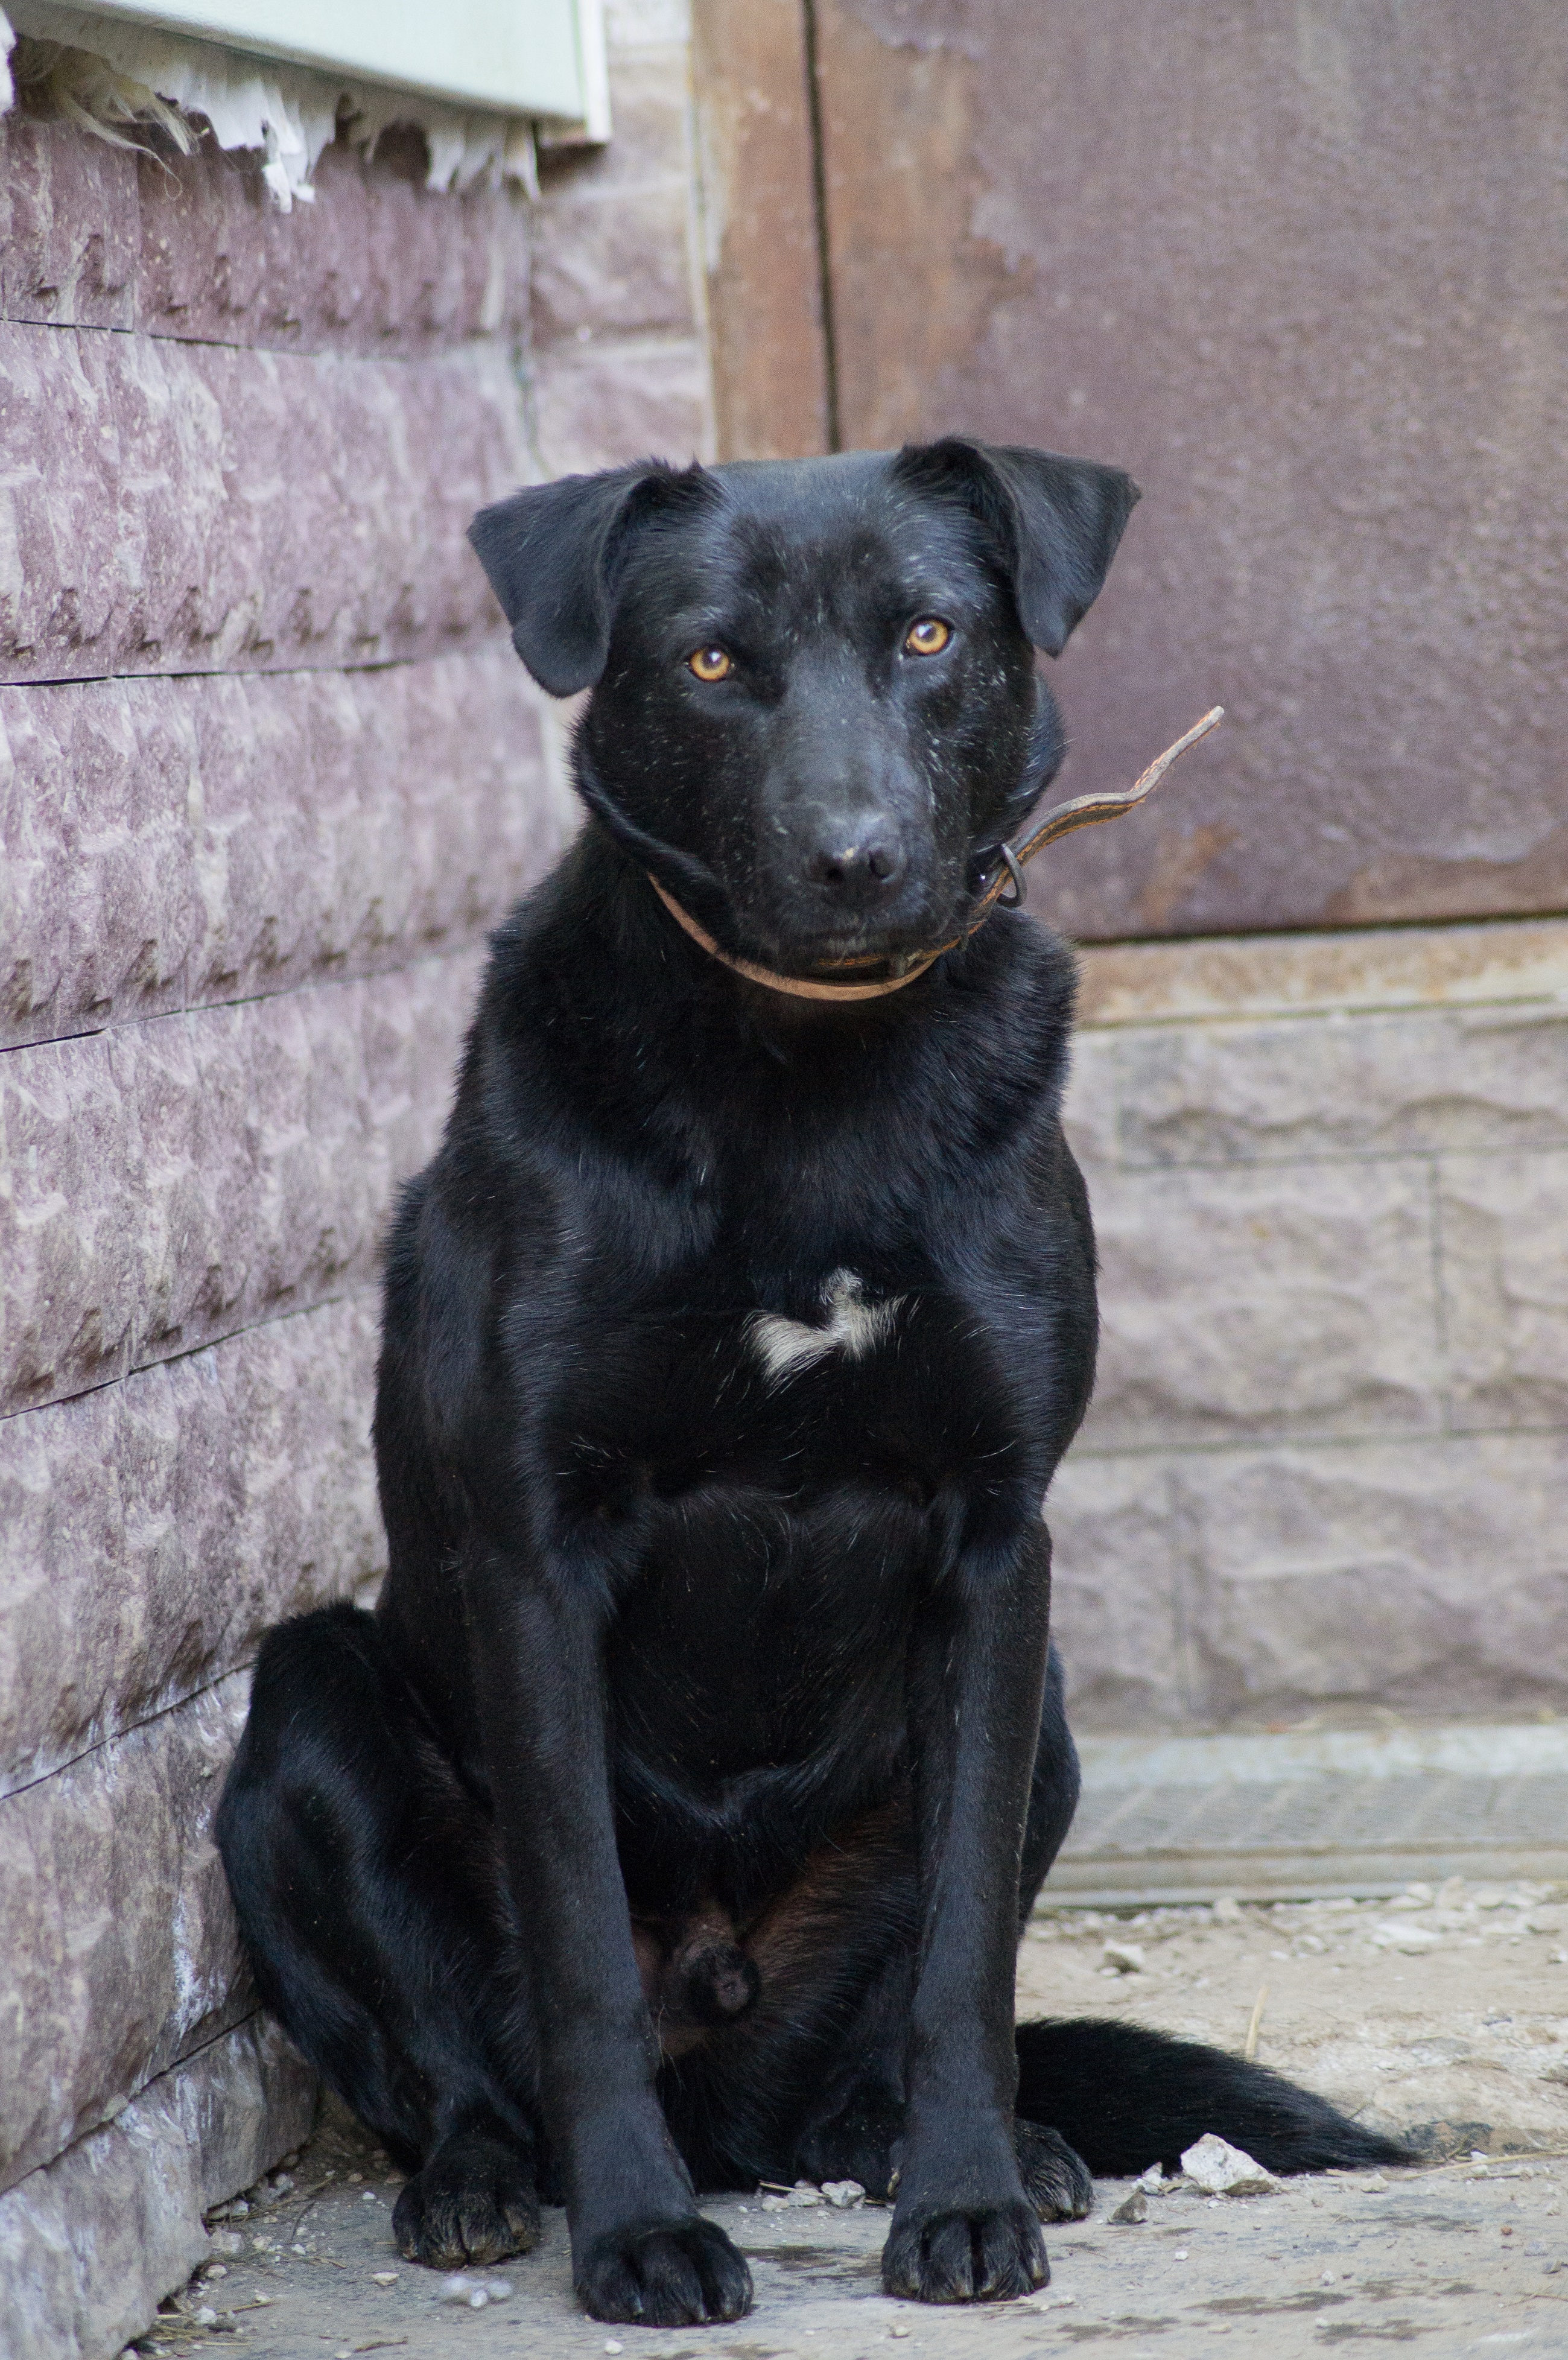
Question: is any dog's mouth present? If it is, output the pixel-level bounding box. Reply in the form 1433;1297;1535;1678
738;909;962;986
728;859;983;982
766;913;953;974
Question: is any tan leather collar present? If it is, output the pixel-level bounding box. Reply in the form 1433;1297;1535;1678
649;706;1224;1003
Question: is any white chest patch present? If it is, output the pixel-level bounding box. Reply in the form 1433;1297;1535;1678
747;1269;904;1383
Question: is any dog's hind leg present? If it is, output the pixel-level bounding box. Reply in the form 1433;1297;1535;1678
787;1942;912;2199
217;1603;544;2267
786;1643;1089;2216
663;1667;1089;2221
763;1946;1084;2224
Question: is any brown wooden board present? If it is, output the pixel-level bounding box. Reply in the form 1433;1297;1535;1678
692;0;832;462
699;1;1568;939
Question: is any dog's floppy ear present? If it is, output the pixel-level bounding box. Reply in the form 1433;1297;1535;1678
469;462;705;696
895;437;1140;657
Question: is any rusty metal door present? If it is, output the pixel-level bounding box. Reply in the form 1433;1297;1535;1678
693;1;1568;941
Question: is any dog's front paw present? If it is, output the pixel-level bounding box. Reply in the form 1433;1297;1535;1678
577;2216;754;2325
393;2128;541;2266
1015;2119;1094;2221
881;2196;1047;2303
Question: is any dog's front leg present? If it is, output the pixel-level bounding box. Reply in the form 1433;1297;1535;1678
883;1516;1054;2303
465;1553;753;2326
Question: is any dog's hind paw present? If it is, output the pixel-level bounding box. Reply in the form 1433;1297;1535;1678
881;2196;1048;2303
1015;2119;1094;2221
576;2216;753;2326
793;2086;903;2200
393;2129;541;2268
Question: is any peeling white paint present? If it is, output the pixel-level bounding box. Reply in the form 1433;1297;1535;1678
4;0;551;206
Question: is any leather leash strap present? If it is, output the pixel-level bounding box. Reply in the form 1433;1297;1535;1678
649;705;1225;1004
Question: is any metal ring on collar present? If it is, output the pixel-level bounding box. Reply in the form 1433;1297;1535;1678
996;844;1028;909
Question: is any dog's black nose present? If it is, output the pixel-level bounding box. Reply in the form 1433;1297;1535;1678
804;823;906;899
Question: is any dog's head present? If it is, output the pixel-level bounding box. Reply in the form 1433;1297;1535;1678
471;440;1137;975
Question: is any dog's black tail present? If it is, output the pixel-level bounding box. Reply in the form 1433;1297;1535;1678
1015;2017;1412;2176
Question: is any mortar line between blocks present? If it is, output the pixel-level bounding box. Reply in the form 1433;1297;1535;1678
1060;1419;1568;1466
1427;1152;1455;1436
0;1658;259;1805
0;1277;382;1427
0;933;498;1062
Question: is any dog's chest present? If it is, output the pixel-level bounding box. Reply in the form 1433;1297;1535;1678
563;1259;1032;1527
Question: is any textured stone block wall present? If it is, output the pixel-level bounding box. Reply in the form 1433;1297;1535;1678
1052;918;1568;1733
0;6;714;2350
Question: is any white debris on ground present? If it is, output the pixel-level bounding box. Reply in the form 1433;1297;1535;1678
761;2177;865;2210
1179;2132;1281;2195
1102;1936;1147;1972
438;2272;514;2308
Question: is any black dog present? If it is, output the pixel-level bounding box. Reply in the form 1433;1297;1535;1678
218;439;1404;2327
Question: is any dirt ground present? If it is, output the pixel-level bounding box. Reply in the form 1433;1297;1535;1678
127;1879;1568;2359
1017;1877;1568;2156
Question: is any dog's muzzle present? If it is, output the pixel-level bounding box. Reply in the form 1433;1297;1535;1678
648;708;1224;1003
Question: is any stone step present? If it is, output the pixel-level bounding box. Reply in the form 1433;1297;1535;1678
1047;1721;1568;1906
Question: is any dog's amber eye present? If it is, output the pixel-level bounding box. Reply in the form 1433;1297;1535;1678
688;646;733;682
904;617;952;657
